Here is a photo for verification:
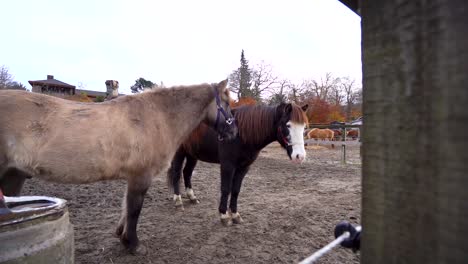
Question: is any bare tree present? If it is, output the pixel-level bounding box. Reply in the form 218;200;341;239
301;72;341;102
287;82;304;104
0;66;26;91
341;77;360;120
268;79;291;105
77;81;87;90
329;84;344;106
228;70;242;99
251;62;279;101
0;65;13;89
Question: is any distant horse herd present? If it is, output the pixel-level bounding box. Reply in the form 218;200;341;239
0;80;312;254
306;128;359;141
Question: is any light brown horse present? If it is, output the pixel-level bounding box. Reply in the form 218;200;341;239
307;128;334;141
0;79;237;253
346;129;359;140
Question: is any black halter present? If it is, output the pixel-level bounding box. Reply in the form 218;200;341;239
213;87;235;140
278;126;292;146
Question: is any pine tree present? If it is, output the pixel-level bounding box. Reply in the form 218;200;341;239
229;50;253;100
238;50;253;98
130;77;155;93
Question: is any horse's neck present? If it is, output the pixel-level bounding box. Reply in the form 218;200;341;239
249;111;278;150
255;126;278;150
147;86;213;149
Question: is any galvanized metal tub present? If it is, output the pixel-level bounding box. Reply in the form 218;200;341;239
0;196;74;264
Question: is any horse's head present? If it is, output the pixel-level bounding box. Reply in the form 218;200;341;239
275;103;309;164
205;79;238;141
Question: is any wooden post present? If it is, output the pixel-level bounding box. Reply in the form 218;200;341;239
342;125;347;142
341;144;346;164
361;0;468;263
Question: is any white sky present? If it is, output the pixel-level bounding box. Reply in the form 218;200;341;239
0;0;361;95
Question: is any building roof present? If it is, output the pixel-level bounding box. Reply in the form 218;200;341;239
28;75;75;89
348;116;363;125
75;89;107;98
338;0;359;15
75;89;125;98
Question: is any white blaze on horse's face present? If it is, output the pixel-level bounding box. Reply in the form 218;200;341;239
288;121;306;163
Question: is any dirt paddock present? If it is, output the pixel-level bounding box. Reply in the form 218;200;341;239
22;141;362;264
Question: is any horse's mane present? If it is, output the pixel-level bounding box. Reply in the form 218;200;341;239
235;103;308;145
182;103;308;148
290;104;309;124
182;123;209;154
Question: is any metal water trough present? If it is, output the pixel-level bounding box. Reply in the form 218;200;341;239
0;195;74;264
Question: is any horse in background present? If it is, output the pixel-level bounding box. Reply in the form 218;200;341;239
0;80;237;253
167;103;308;225
346;129;359;140
331;129;343;141
307;128;334;141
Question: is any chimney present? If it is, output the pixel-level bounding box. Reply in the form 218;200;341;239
47;75;54;80
105;80;119;100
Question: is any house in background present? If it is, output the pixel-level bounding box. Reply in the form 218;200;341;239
28;75;122;101
29;75;76;96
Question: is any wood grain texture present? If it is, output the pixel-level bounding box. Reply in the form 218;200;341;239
361;0;468;263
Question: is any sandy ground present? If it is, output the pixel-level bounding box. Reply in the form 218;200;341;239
22;140;362;264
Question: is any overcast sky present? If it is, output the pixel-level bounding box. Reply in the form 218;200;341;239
0;0;361;95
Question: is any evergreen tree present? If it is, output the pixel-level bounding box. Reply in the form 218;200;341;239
238;50;253;98
130;77;154;93
229;50;253;99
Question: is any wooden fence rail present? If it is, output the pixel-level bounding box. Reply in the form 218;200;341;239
306;123;362;164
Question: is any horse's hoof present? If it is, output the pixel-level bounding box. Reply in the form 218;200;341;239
174;194;184;209
185;188;198;202
231;212;243;224
120;233;143;255
174;202;184;211
128;244;147;255
115;225;124;237
220;213;232;226
190;198;200;204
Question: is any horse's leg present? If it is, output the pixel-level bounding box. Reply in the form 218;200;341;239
219;162;235;226
0;168;28;196
116;174;151;254
229;166;249;224
183;156;199;204
168;149;186;208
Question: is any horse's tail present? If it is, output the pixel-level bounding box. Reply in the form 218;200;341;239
166;163;174;192
166;147;187;192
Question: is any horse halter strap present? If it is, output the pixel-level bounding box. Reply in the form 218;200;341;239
278;126;292;146
213;87;235;129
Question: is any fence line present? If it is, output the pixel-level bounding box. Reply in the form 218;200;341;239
305;124;361;164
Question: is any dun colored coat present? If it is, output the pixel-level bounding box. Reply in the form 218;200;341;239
0;80;237;253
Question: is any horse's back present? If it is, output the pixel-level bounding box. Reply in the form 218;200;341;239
0;91;138;182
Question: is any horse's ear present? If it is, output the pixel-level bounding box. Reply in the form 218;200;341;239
284;103;292;114
301;104;309;111
217;79;228;90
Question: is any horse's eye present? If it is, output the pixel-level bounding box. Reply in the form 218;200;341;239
286;124;291;128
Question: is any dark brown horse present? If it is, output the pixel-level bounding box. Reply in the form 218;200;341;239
167;103;308;225
0;80;237;253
